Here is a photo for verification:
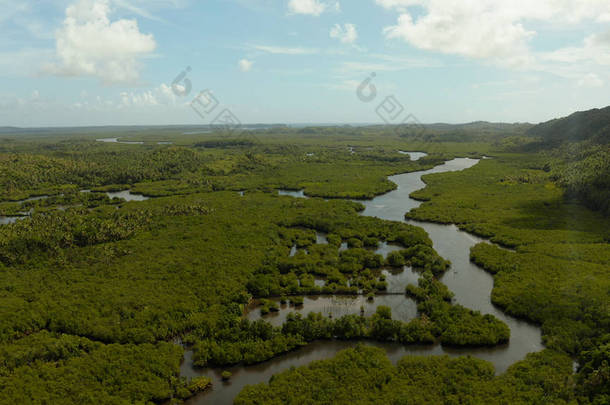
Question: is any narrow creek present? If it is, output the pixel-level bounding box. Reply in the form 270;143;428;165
182;155;544;405
0;190;149;226
96;137;173;145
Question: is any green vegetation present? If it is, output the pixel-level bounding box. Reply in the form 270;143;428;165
190;307;439;368
245;205;448;298
235;345;575;405
0;331;206;403
525;106;610;145
520;106;610;215
407;147;609;403
0;114;607;404
407;272;509;346
0;130;505;403
0;134;448;202
549;143;610;215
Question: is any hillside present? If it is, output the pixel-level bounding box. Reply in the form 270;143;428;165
524;107;610;216
527;106;610;144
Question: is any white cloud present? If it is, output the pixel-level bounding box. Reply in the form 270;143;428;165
330;23;358;44
102;83;179;108
380;0;610;68
238;58;253;72
46;0;156;84
542;33;610;66
287;0;339;16
120;90;157;106
253;45;319;55
577;73;604;88
157;83;176;99
538;31;610;85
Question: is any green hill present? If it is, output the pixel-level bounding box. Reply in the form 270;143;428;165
527;106;610;145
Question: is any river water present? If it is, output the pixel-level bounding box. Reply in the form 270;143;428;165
0;216;20;225
0;191;148;224
105;190;149;202
96;137;144;145
96;137;173;145
182;155;543;404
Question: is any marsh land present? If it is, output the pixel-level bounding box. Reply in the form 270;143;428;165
0;108;609;404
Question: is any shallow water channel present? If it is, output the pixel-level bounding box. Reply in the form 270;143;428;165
181;156;543;404
0;190;149;225
105;190;149;202
96;137;172;145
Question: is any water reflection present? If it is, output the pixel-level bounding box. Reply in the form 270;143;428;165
20;195;50;203
246;294;418;327
182;336;525;405
316;232;328;244
106;190;149;202
398;151;428;161
0;216;20;225
183;340;440;405
96;137;144;145
248;231;420;326
182;154;544;404
358;157;543;371
278;189;305;198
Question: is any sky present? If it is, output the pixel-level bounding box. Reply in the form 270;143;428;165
0;0;609;127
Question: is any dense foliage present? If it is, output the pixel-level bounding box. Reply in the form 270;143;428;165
525;106;610;145
0;331;207;404
517;106;610;215
0;134;490;404
0;121;607;404
189;307;437;368
235;345;575;405
549;143;610;215
407;271;510;346
407;153;610;403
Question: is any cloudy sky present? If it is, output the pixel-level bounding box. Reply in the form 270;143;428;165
1;0;609;126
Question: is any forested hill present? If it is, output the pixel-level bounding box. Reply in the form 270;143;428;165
527;106;610;145
524;106;610;216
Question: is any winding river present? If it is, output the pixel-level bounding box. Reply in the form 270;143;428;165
182;155;543;405
96;137;173;145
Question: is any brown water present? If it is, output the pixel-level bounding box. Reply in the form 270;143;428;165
182;157;543;404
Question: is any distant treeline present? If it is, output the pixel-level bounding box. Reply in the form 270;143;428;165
194;139;258;148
